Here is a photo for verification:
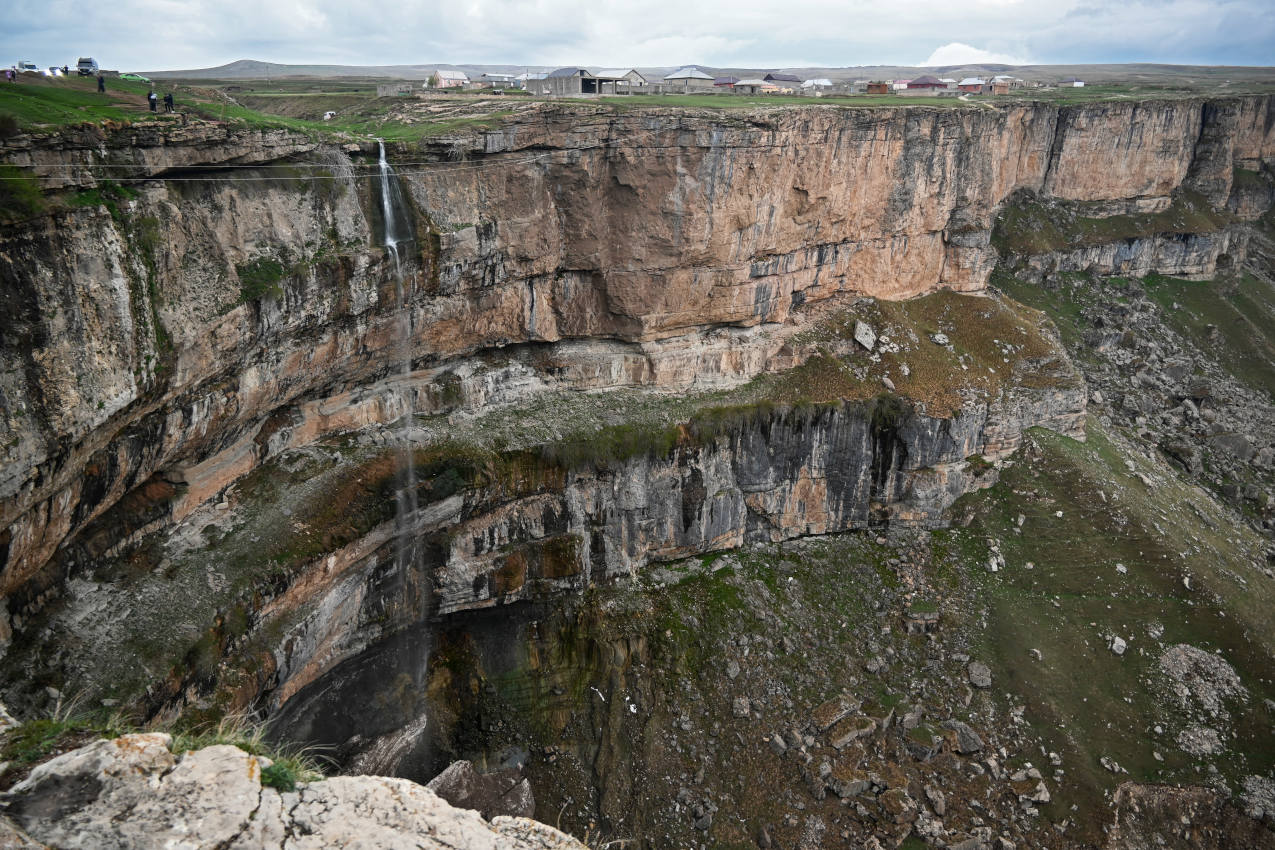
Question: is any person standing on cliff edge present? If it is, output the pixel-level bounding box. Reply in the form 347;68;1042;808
164;92;174;112
97;73;105;92
148;90;157;112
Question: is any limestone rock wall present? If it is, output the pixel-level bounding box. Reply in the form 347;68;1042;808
0;96;1272;669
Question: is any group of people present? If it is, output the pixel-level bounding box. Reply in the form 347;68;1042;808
6;64;180;117
146;90;175;112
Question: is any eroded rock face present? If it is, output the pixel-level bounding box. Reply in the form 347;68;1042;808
0;96;1270;720
1;734;584;850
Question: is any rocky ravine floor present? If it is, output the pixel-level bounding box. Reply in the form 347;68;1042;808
427;421;1275;849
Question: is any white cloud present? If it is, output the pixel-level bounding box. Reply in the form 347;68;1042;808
923;42;1030;66
1;0;1271;72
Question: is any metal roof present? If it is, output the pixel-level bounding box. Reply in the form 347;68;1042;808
547;67;593;78
665;66;713;80
764;73;802;82
958;77;985;85
910;75;943;85
595;69;644;80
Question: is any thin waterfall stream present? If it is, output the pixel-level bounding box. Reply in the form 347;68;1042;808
378;140;419;585
367;140;433;774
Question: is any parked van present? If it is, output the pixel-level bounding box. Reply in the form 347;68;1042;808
77;57;99;76
17;61;39;74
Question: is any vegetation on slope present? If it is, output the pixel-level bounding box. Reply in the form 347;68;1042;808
991;190;1231;256
428;420;1273;847
0;709;322;793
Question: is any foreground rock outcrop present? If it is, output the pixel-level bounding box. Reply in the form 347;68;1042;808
0;733;583;850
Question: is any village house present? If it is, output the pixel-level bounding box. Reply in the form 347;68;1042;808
664;66;715;91
543;68;599;95
514;71;545;89
596;69;648;92
530;68;642;96
733;78;776;94
714;75;740;89
429;69;468;88
957;77;985;93
866;81;891;94
1061;77;1085;87
801;78;833;93
476;73;517;90
906;75;946;90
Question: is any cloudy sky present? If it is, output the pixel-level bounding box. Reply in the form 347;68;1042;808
3;0;1272;71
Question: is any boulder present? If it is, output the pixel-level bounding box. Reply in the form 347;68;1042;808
426;760;536;820
940;719;985;754
854;321;877;351
826;716;876;749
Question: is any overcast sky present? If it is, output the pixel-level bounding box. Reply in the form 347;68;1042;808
3;0;1273;71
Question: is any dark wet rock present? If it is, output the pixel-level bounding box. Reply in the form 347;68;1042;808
425;760;535;820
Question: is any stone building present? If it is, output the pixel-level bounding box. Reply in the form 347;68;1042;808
664;66;715;92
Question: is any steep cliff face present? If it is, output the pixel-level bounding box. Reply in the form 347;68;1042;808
0;96;1271;727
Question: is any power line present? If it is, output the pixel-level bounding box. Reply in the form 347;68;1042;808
0;128;687;181
0;122;880;182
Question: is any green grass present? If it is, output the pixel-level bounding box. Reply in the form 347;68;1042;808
949;421;1275;838
65;180;138;221
0;164;45;221
992;190;1230;256
0;81;132;127
1142;271;1275;398
0;706;323;791
170;714;324;784
1;713;130;769
236;256;288;302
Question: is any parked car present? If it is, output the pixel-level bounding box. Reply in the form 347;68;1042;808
76;57;99;76
16;61;39;74
119;73;150;83
45;67;63;77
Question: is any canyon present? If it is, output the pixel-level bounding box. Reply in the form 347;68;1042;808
1;94;1274;848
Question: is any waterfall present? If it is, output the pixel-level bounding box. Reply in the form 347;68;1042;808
375;140;433;775
378;141;419;584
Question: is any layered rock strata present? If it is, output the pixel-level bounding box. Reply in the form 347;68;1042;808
0;96;1270;719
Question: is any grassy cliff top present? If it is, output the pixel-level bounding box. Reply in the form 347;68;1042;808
4;74;1274;144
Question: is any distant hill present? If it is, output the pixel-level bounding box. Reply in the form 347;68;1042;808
148;59;552;80
149;58;1275;85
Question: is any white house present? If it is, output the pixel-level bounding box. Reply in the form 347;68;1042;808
429;69;468;88
1061;77;1085;87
